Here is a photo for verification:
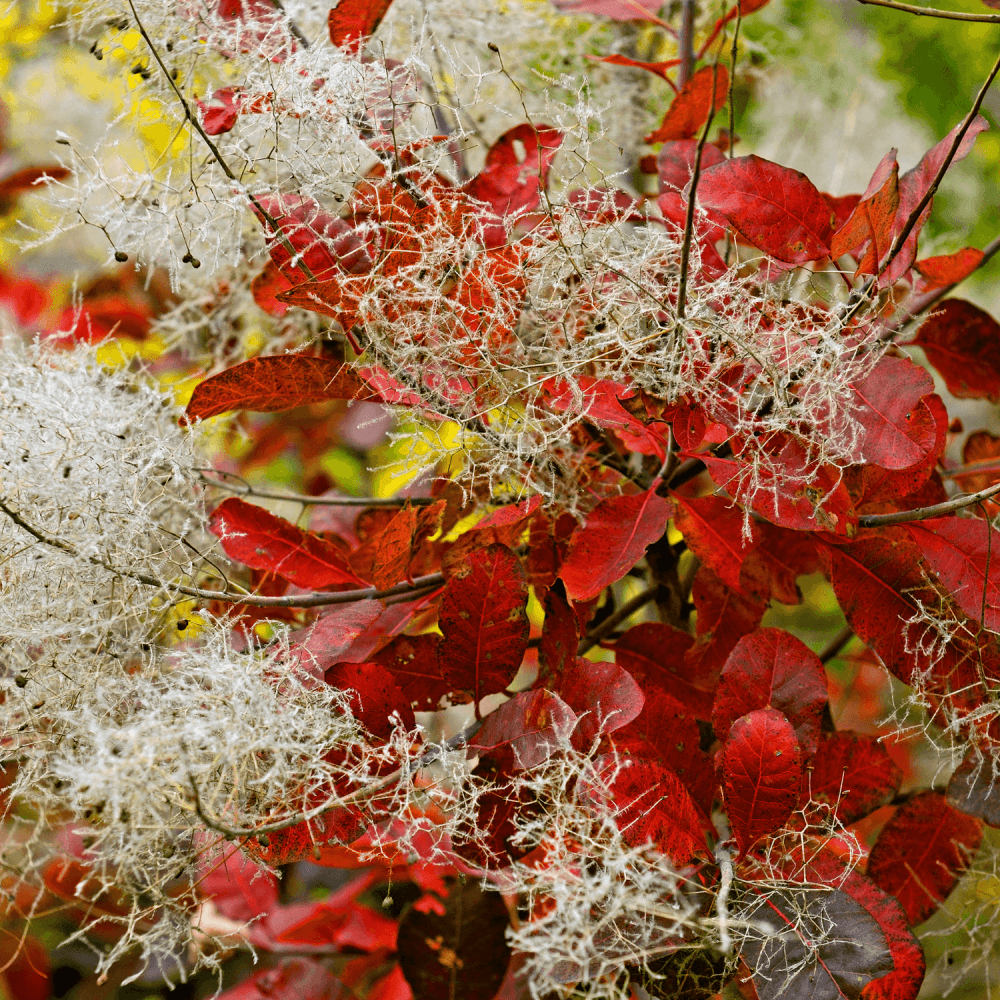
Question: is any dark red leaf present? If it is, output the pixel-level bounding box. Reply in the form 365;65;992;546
374;634;449;711
803;731;903;826
559;487;671;601
712;628;828;755
437;544;529;702
556;657;644;746
538;588;579;685
469;689;577;768
209;498;365;588
0;165;70;214
913;247;984;291
611;621;716;718
906;516;1000;631
397;879;510;1000
327;661;415;738
292;599;411;675
867;791;983;925
675;493;756;592
737;886;894;1000
846;356;936;470
216;959;356;1000
645;64;729;144
685;566;767;683
723;707;803;859
328;0;394;49
907;298;1000;403
616;684;716;814
737;521;819;605
0;933;50;1000
581;754;706;864
185;355;380;421
696;154;834;264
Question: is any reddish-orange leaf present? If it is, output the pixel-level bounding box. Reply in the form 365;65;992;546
587;53;680;80
906;517;1000;631
867;791;983;926
437;544;529;703
712;628;828;755
559;487;672;601
209;497;365;588
581;754;706;865
674;493;756;592
914;247;985;291
723;707;803;859
645;64;730;144
185;355;379;421
802;731;903;826
328;0;394;49
907;298;1000;403
0;932;50;1000
696;154;834;264
848;356;936;470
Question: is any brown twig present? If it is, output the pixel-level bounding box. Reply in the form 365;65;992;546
818;624;855;664
197;470;436;507
856;0;1000;22
0;496;444;609
857;480;1000;527
678;0;697;87
577;583;660;655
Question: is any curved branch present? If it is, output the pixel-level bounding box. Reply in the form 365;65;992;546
856;0;1000;22
857;480;1000;527
0;496;443;608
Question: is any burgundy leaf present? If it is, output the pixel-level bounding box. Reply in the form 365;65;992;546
469;689;577;768
326;660;416;738
215;959;356;1000
556;657;644;746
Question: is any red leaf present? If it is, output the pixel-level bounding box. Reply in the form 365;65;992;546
559;487;672;601
696;155;834;264
292;600;412;675
200;848;279;921
556;657;644;746
616;684;716;813
0;933;50;1000
645;64;730;144
469;689;577;768
867;791;983;925
374;634;449;711
907;298;1000;403
549;0;667;21
685;565;767;682
326;660;415;738
210;497;365;588
830;150;899;268
712;627;828;755
906;516;1000;631
186;355;379;421
216;958;356;1000
611;621;716;718
657;139;726;195
723;707;803;859
675;493;756;592
581;755;706;864
251;807;368;867
913;247;984;291
847;356;935;470
437;544;529;702
538;588;580;685
737;521;819;605
328;0;394;49
588;53;679;80
0;165;70;214
198;86;247;135
803;731;903;826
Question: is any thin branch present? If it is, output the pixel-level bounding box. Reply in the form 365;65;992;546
941;459;1000;480
189;721;484;840
818;623;855;664
124;0;316;281
856;0;1000;22
577;583;660;655
0;496;444;608
197;471;435;507
678;0;696;87
878;48;1000;281
857;480;1000;527
676;56;725;320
